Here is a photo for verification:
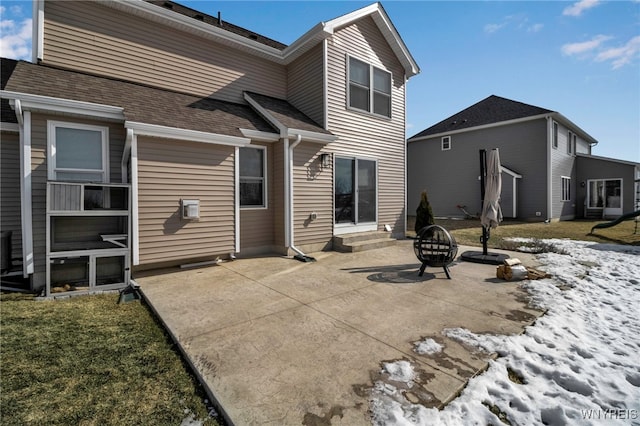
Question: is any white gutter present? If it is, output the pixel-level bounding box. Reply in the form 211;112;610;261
124;121;251;147
16;101;34;277
2;91;125;120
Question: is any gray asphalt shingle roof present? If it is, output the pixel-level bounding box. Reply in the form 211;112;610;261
409;95;554;140
2;60;279;138
245;91;331;135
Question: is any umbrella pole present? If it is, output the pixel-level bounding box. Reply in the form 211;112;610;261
479;149;488;256
460;148;509;265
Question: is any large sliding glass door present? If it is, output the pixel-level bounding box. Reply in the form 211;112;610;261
335;157;377;232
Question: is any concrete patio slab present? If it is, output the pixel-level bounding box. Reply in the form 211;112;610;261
136;241;543;425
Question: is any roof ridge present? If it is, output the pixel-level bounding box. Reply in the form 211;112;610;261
145;0;288;50
409;94;554;140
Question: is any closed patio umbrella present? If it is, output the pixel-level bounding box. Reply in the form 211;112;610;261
481;148;503;229
460;148;509;264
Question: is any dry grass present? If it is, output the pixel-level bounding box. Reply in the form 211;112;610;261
0;293;218;426
408;217;640;249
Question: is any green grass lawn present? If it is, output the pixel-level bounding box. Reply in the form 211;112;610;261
432;218;640;248
0;293;219;426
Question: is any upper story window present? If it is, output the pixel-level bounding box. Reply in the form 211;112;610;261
441;136;451;151
348;56;391;118
47;121;109;182
552;121;559;149
239;146;267;208
568;131;576;155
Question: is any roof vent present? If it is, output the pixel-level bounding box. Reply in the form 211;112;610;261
249;34;258;41
163;2;173;9
194;14;204;21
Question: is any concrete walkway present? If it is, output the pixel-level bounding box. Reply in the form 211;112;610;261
135;241;542;425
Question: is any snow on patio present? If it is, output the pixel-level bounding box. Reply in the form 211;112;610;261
370;239;640;425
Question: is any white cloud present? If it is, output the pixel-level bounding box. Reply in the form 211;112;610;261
0;17;32;60
562;34;639;69
563;0;600;17
527;23;544;33
561;34;612;56
484;23;506;34
595;35;640;69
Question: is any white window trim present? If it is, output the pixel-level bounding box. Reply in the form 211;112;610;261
441;136;451;151
47;121;109;182
346;55;392;119
239;145;268;210
561;176;571;201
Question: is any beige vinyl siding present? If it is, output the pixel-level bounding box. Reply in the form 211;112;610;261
240;142;274;251
137;137;235;265
326;16;407;234
28;114;127;286
287;43;325;128
43;0;286;104
292;142;333;247
1;131;23;262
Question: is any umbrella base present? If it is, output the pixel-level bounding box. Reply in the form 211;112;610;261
460;250;509;265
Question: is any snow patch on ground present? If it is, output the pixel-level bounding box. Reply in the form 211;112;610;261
370;239;640;425
414;338;443;355
383;360;416;384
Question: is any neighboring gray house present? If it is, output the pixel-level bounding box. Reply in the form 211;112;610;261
407;95;639;222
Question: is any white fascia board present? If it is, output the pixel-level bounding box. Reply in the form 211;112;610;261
0;122;20;132
282;23;330;64
501;166;522;179
288;129;338;144
239;129;280;142
103;0;284;61
576;152;640;167
370;8;419;77
2;91;125;120
243;93;287;136
125;121;251;147
323;3;380;30
323;2;419;77
407;113;552;143
551;112;598;146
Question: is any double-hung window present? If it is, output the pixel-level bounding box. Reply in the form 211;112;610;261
561;176;571;201
552;122;559;149
348;56;391;118
48;121;109;182
441;136;451;151
239;146;267;208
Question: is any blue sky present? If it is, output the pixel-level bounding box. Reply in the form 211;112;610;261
1;0;638;162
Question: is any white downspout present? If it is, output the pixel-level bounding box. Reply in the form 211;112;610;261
287;134;306;257
15;101;34;277
546;116;553;221
121;128;133;184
